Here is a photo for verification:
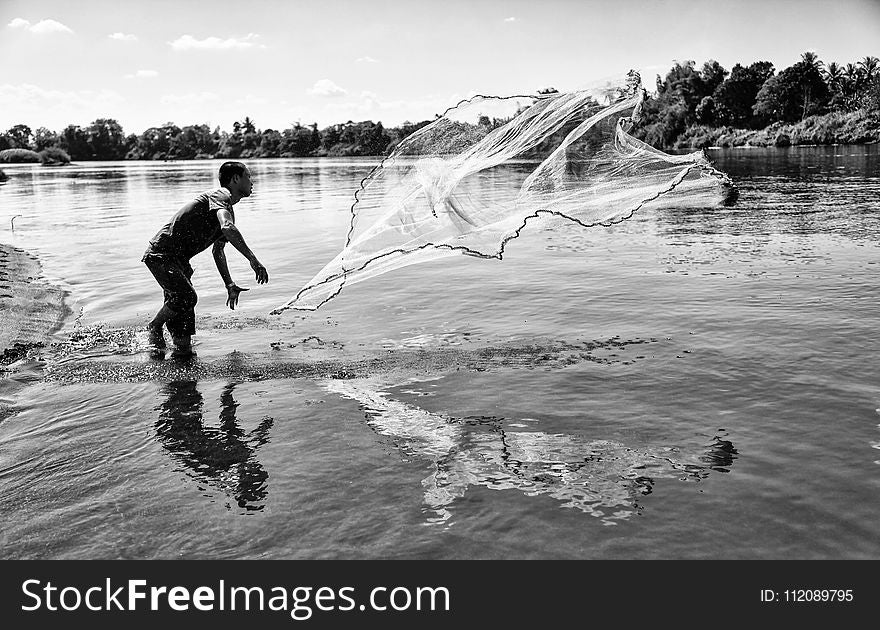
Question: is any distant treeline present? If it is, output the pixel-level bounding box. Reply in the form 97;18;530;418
0;117;433;164
1;52;878;165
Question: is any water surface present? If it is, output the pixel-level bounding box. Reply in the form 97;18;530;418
1;146;878;558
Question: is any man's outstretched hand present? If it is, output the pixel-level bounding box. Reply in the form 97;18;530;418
226;283;249;310
251;259;269;284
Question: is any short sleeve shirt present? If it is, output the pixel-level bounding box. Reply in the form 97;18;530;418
146;188;235;261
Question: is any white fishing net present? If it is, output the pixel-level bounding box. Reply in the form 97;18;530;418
272;82;736;313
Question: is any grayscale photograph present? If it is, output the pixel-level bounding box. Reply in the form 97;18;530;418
1;0;879;566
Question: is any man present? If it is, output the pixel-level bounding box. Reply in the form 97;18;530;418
142;161;269;358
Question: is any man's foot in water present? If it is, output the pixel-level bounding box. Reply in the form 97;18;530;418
171;335;196;359
147;323;166;349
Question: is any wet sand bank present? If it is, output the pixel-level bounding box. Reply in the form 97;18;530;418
0;243;70;361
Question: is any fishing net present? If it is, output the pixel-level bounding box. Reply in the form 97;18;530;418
272;80;736;313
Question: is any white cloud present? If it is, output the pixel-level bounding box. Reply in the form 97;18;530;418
308;79;348;98
109;32;137;41
124;70;158;79
7;18;74;34
169;33;264;51
504;17;517;22
31;19;74;34
356;56;379;63
159;92;220;106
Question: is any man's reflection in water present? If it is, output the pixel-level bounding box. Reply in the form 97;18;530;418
327;379;738;526
155;381;273;511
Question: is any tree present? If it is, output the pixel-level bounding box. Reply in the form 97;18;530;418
660;61;707;116
309;123;321;154
635;97;689;148
823;61;844;106
631;60;718;148
34;127;60;151
843;63;862;87
60;125;91;160
216;128;243;158
713;61;774;127
241;117;257;135
6;124;33;149
319;123;342;154
695;96;716;124
241;127;260;158
255;128;283;157
124;133;140;159
840;62;864;108
85;118;127;160
858;56;879;82
800;51;823;74
137;124;180;160
753;53;829;122
357;121;390;155
700;60;728;96
171;124;217;159
625;70;643;96
823;62;843;91
281;123;320;157
861;74;880;113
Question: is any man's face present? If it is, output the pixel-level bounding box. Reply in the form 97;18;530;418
236;168;253;197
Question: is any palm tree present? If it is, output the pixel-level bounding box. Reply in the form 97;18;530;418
801;51;823;73
796;52;826;120
242;117;256;135
843;63;862;93
858;55;879;81
823;61;843;95
839;63;867;110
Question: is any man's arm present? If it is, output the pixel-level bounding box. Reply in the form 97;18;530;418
212;239;234;287
216;208;269;284
213;239;248;309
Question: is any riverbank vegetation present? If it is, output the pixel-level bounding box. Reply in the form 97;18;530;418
0;148;41;163
0;52;876;161
633;52;879;149
39;146;71;165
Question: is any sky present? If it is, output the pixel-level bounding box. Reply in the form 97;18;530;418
1;0;879;135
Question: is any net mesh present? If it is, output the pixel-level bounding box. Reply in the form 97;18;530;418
272;82;736;313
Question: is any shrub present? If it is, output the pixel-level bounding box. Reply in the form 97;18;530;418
0;148;41;163
673;125;721;149
39;146;71;165
774;132;791;147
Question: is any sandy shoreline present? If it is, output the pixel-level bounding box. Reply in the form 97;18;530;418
0;242;70;361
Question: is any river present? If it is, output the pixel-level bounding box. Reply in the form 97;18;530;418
0;145;878;558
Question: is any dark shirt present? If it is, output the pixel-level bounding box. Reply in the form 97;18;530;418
145;188;234;261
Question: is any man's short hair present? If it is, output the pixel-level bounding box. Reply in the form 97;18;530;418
219;161;247;187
